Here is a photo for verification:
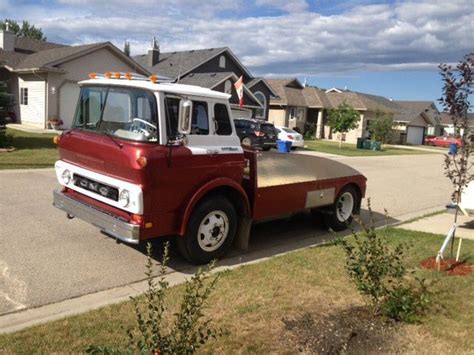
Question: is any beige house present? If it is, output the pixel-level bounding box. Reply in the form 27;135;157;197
267;78;440;145
0;30;149;129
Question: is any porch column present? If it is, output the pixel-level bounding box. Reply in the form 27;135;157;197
316;110;323;139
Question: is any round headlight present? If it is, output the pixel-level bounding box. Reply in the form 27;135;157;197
61;169;71;184
119;189;130;207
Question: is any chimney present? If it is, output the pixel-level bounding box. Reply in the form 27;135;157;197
0;26;15;51
147;36;160;67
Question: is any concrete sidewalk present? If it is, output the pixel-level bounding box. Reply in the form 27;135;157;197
400;212;474;240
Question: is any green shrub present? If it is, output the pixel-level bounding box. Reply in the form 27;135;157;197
87;242;221;354
336;201;430;323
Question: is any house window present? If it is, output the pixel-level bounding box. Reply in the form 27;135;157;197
289;107;304;121
20;88;28;105
254;91;266;119
219;55;226;69
224;80;232;94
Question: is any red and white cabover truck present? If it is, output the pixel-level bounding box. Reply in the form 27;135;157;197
53;73;367;264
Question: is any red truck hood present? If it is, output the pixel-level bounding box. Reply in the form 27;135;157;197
58;130;153;183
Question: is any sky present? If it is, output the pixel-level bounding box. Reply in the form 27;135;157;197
2;0;473;106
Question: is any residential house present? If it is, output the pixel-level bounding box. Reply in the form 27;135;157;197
439;112;474;136
133;45;277;120
0;30;149;129
267;78;440;145
266;78;327;132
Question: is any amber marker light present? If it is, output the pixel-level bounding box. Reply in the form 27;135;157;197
53;135;61;145
149;74;158;83
124;72;133;80
88;72;97;79
104;71;112;79
137;156;148;168
113;72;121;79
145;222;153;229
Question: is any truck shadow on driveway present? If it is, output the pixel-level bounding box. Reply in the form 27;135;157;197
131;209;399;275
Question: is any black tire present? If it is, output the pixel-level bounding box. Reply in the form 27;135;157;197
177;196;237;264
323;185;360;231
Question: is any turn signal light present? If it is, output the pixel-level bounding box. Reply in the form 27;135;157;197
130;214;144;225
124;72;133;80
88;72;97;79
287;135;294;139
53;135;61;145
137;156;148;168
254;131;265;137
149;74;158;83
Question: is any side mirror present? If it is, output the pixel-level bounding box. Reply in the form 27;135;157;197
178;99;193;135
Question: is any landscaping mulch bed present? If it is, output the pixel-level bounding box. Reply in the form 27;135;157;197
283;306;400;354
420;256;473;276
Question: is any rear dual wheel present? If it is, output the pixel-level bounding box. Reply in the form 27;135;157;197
177;196;237;265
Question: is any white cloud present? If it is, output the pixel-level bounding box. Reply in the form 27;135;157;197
255;0;308;13
3;0;473;76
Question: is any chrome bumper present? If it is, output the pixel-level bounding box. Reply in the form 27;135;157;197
53;190;140;244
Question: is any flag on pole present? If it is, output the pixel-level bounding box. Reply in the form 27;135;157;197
234;75;244;108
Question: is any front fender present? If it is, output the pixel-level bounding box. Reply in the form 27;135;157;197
178;178;250;236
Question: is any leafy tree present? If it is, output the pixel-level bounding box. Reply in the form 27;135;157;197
87;242;222;354
439;53;473;257
327;101;360;148
0;19;46;41
0;80;14;148
123;40;130;57
369;110;395;144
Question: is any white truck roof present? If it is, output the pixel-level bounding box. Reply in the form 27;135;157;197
79;77;232;100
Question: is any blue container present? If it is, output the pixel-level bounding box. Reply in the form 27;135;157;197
277;140;292;153
449;143;458;155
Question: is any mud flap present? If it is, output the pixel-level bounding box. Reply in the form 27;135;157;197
234;216;252;251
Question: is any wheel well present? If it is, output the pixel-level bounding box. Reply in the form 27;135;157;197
197;186;249;218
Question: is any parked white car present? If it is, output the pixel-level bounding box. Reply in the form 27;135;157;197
275;126;305;148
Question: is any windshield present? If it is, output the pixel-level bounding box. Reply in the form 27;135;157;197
260;123;276;134
73;86;158;142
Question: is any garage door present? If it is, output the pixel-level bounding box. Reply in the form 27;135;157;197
59;82;80;129
406;126;425;145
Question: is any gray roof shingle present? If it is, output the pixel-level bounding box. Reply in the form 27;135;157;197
13;43;103;70
133;47;226;78
14;36;66;54
178;71;234;88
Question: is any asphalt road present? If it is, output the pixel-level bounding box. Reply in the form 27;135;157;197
0;153;451;315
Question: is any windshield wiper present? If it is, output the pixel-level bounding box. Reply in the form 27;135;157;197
103;131;123;149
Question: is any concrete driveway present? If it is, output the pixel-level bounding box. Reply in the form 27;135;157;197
0;153;451;316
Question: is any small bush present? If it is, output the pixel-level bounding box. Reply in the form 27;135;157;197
336;200;430;323
87;242;221;354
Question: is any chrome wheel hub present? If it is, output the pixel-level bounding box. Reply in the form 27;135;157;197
197;210;229;252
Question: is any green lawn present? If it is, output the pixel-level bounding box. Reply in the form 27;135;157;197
0;228;472;353
304;139;436;156
0;128;58;169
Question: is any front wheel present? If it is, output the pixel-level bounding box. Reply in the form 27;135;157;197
177;196;237;264
323;185;360;231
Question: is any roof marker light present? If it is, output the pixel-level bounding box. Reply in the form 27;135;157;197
124;72;133;80
149;74;158;84
113;72;121;79
104;72;112;79
88;72;97;79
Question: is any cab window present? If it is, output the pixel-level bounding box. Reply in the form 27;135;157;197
214;103;232;135
191;101;209;135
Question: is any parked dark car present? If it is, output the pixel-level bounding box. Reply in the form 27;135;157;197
234;118;277;151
